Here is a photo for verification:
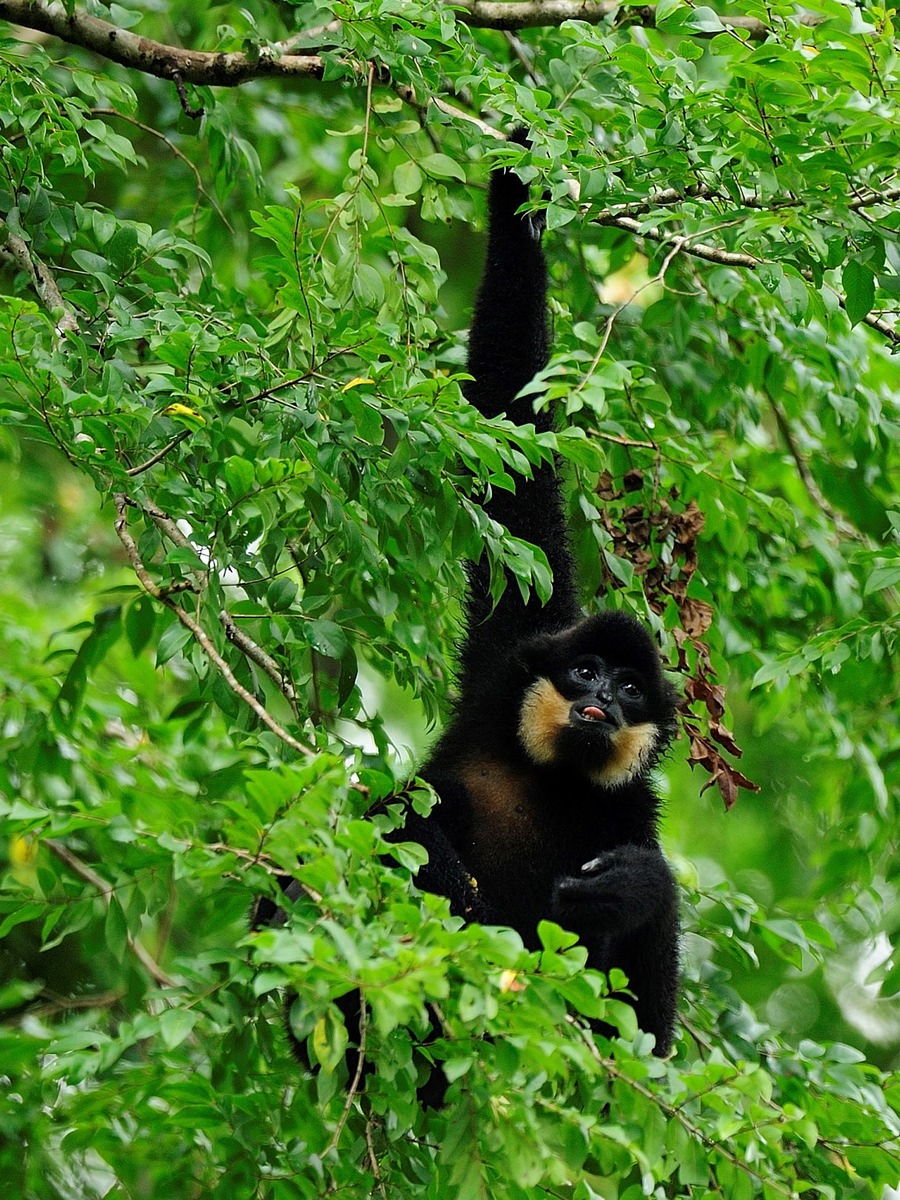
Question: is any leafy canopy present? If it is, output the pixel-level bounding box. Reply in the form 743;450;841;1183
0;1;898;1198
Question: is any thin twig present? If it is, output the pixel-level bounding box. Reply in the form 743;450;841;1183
44;838;178;988
33;987;126;1016
113;494;316;759
569;1018;795;1199
365;1116;388;1200
576;229;687;397
593;180;900;225
324;997;368;1157
220;609;300;717
171;68;204;119
393;82;501;138
91;108;233;232
596;214;900;347
767;394;857;538
125;430;191;476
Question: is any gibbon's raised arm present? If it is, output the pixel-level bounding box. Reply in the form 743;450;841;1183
426;143;680;1061
461;146;580;674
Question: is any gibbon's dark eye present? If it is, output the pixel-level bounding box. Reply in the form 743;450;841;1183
574;664;597;682
620;679;643;699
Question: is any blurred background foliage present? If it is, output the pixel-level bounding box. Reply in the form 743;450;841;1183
0;0;898;1196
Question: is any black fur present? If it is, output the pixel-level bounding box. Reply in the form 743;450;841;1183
406;142;681;1058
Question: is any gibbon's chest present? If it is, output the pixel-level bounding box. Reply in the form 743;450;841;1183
458;757;572;919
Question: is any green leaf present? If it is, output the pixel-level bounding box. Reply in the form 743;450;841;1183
864;564;900;594
393;160;423;196
156;620;192;666
159;1009;199;1050
842;259;876;325
124;595;156;656
418;153;466;182
267;576;298;611
104;896;128;962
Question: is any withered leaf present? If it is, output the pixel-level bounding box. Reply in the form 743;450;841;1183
680;598;714;638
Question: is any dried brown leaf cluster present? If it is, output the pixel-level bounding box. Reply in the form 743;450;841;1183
597;470;758;809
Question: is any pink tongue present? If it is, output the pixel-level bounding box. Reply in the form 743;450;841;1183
583;706;605;721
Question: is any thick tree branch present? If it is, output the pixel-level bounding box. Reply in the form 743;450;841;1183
0;0;826;88
455;0;823;38
0;0;326;84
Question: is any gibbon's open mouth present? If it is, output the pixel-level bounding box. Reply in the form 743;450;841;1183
575;705;608;723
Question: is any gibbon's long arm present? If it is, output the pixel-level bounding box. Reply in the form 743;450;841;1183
460;146;581;680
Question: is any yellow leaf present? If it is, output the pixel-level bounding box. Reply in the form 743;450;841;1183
499;969;525;993
312;1016;329;1060
341;377;375;393
10;835;37;868
162;403;206;424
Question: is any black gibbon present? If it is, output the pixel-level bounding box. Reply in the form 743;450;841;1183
258;139;680;1084
399;144;680;1058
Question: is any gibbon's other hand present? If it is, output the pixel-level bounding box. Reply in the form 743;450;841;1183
551;846;677;938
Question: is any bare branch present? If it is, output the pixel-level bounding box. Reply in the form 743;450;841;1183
324;996;368;1157
171;68;204;119
44;837;178;988
393;82;502;137
92;107;234;232
33;987;126;1016
598;212;762;268
0;226;79;337
592;180;900;224
125;430;191;477
767;396;858;538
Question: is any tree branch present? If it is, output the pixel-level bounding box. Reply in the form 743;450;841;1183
125;430;191;477
455;0;823;38
113;493;316;759
44;837;178;988
0;0;326;84
594;213;900;348
220;609;300;718
393;82;502;137
92;107;234;231
0;225;79;337
0;0;826;90
592;180;900;225
767;395;858;538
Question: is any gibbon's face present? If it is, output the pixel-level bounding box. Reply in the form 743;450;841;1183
516;613;677;787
